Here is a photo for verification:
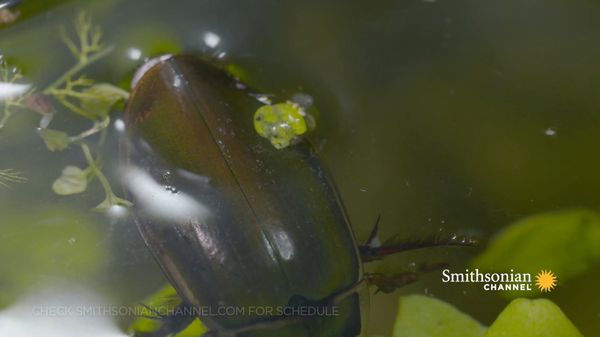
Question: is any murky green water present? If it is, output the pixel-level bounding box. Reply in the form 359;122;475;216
1;0;599;336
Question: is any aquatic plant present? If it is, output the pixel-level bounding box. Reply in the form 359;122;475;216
43;12;121;120
0;12;131;209
0;168;26;188
389;295;582;337
0;55;33;129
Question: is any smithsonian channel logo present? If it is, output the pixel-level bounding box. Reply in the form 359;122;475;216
442;269;557;292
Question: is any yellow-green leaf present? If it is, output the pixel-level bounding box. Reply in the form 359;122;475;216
52;165;88;195
38;128;71;151
484;298;583;337
472;209;600;296
80;83;129;119
392;295;486;337
129;284;207;337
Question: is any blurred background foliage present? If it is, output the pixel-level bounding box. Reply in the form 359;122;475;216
0;206;106;307
389;295;583;337
0;0;599;335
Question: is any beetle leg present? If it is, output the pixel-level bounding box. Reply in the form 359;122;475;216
364;261;448;293
326;279;367;305
359;217;478;262
363;214;382;249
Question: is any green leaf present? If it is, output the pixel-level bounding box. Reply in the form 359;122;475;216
52;165;89;195
389;296;583;337
472;209;600;296
392;295;486;337
80;83;129;119
484;298;583;337
38;128;71;151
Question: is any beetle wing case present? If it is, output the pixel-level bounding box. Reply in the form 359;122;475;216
122;55;363;337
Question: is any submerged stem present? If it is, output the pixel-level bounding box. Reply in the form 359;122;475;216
42;45;114;94
80;143;131;209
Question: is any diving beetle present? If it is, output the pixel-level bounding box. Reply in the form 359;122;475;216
121;54;471;337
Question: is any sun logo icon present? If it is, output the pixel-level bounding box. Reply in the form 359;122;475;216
535;270;557;292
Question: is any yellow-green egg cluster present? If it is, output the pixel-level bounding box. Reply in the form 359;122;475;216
253;102;308;149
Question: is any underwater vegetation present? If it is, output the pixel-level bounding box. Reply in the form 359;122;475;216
0;167;25;187
0;1;599;336
0;12;130;209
